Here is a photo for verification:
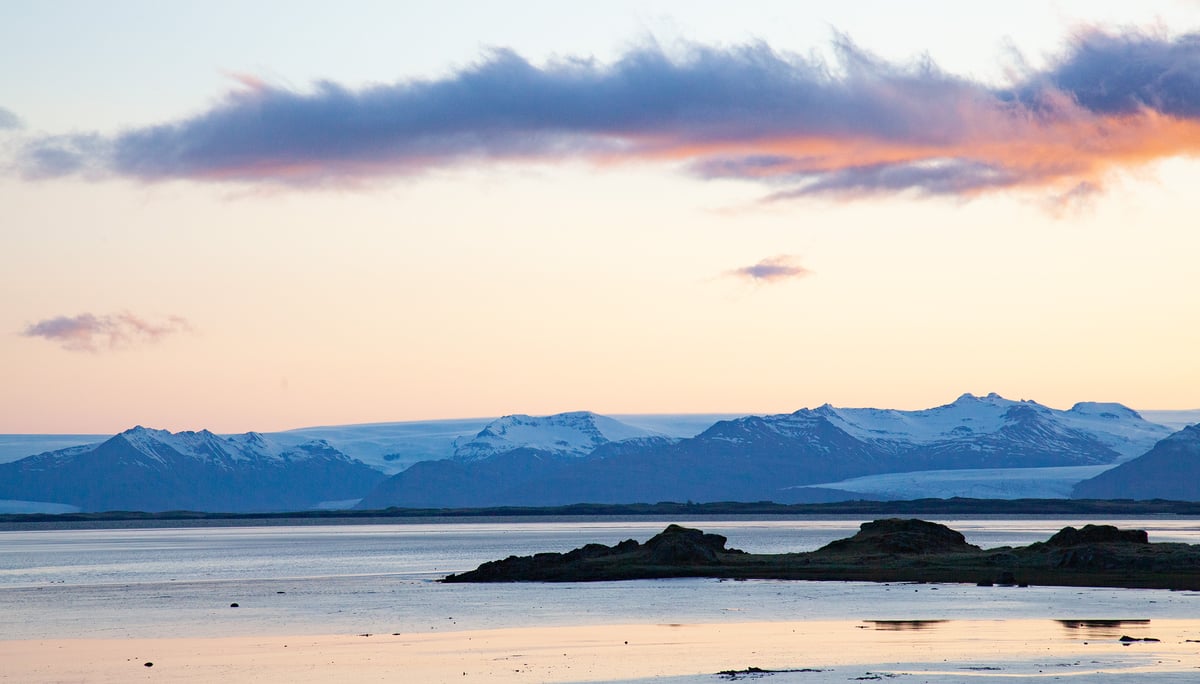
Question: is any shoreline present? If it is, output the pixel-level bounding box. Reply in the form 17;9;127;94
4;619;1200;683
8;498;1200;526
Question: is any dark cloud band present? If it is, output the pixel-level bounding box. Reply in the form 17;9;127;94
13;29;1200;199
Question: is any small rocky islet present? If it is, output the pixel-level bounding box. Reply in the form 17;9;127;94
442;518;1200;589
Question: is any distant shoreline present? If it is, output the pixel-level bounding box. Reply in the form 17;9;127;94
5;497;1200;526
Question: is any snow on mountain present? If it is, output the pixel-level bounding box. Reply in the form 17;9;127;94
0;426;386;513
110;426;332;467
0;416;721;475
806;393;1169;461
271;418;492;474
0;435;105;465
813;393;1013;444
452;411;665;461
1058;402;1174;460
610;414;741;439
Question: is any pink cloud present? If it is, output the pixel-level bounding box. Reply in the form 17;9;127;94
728;255;811;284
21;312;193;352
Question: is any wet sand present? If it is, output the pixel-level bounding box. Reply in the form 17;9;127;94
3;619;1199;683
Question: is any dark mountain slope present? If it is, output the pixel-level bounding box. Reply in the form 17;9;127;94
1073;425;1200;501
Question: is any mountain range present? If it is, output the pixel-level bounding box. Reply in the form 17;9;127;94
1;395;1197;513
0;427;384;513
358;394;1178;509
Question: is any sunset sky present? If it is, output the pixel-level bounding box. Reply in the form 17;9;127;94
3;1;1199;434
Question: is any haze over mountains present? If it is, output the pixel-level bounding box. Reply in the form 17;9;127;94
1;396;1197;513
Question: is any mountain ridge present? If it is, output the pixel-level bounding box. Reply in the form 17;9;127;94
358;394;1174;509
1072;425;1200;500
0;426;385;513
1;396;1191;513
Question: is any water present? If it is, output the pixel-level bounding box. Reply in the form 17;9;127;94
3;516;1200;640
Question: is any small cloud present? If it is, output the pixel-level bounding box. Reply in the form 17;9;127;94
21;312;193;352
728;255;811;284
18;133;109;179
0;107;21;130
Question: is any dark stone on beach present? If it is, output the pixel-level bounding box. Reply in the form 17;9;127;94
144;662;153;667
230;602;239;608
718;666;822;680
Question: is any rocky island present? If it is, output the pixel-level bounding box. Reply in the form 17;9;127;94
442;518;1200;589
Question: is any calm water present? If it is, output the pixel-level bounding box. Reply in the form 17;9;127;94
2;516;1200;639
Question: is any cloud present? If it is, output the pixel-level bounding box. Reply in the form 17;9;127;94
728;255;811;284
21;312;193;352
11;29;1200;200
0;107;20;130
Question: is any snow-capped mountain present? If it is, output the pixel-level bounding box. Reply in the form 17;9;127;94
0;426;385;513
0;397;1185;513
760;393;1168;462
1072;424;1200;500
271;418;493;474
358;394;1172;509
452;411;664;461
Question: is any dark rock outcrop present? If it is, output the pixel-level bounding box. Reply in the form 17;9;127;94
816;518;980;555
444;519;1200;590
644;525;735;564
1045;524;1149;547
443;524;744;582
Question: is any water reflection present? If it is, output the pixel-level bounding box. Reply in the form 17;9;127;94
1057;619;1151;638
866;619;948;631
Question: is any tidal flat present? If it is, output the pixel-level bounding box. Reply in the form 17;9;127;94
3;517;1200;681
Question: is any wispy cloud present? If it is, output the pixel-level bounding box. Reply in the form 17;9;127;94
728;255;811;284
11;29;1200;200
21;312;193;352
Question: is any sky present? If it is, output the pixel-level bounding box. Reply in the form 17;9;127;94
2;1;1199;434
